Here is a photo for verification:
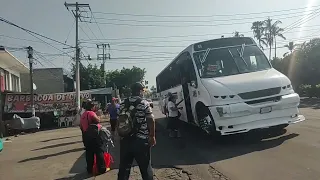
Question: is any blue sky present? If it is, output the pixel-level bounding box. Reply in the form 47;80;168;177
1;0;319;88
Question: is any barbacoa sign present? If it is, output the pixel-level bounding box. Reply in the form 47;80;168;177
4;92;91;113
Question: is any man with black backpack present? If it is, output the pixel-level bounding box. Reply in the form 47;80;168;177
117;82;156;180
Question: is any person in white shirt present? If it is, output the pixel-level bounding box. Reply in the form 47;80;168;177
162;92;172;117
167;95;182;138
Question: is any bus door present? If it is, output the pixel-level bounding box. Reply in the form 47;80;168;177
179;52;197;124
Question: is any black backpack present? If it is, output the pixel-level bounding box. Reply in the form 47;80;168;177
117;98;142;137
83;112;101;147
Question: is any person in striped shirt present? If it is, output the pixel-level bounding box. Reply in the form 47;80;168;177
117;82;156;180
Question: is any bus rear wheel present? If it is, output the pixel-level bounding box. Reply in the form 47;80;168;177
196;105;220;137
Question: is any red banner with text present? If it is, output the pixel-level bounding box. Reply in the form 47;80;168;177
4;92;91;113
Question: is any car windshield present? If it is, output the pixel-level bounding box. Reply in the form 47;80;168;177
193;45;271;78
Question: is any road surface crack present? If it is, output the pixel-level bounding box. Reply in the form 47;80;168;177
208;165;229;180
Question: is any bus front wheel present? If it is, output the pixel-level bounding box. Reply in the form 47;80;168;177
196;105;220;137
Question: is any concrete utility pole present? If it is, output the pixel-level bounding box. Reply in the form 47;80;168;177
27;46;35;117
64;2;90;117
97;43;110;87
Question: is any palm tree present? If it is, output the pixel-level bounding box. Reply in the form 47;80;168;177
272;26;286;58
233;31;244;37
263;18;286;59
251;21;267;50
284;41;296;53
283;41;296;56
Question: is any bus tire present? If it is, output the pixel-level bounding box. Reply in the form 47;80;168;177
196;104;220;137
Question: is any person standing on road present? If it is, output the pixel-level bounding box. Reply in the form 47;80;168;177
167;95;182;138
117;82;156;180
162;92;172;117
107;97;120;136
80;100;106;175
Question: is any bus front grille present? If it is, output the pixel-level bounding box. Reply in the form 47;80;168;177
238;87;281;100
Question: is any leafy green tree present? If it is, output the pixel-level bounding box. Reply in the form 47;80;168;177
71;63;105;90
270;38;320;89
105;66;146;96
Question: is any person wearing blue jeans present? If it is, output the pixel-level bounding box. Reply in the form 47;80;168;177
107;98;120;137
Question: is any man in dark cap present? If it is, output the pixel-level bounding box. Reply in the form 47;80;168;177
117;82;156;180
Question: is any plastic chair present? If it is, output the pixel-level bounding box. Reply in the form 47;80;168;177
66;116;74;127
58;117;67;127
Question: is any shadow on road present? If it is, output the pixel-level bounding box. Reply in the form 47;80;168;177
56;116;299;179
32;141;83;151
54;152;93;180
299;98;320;109
40;135;81;143
150;117;299;169
18;147;84;163
54;173;92;180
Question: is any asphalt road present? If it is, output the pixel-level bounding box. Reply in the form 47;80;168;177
0;98;320;180
154;98;320;180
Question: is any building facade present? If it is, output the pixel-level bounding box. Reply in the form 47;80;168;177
21;68;65;94
0;46;29;92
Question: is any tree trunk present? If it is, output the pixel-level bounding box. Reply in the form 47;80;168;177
269;42;272;60
274;37;277;58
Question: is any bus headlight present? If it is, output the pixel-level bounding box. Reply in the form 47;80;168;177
216;107;225;117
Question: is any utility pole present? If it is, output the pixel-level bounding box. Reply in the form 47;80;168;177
65;2;90;118
27;46;35;117
97;43;110;87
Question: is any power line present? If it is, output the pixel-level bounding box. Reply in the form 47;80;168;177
82;19;273;27
35;50;75;57
92;5;320;18
90;9;107;40
24;30;74;59
79;27;320;45
78;24;320;41
87;9;320;28
64;19;76;44
0;17;75;59
90;9;320;24
0;16;72;47
2;24;319;47
283;9;320;33
84;22;99;40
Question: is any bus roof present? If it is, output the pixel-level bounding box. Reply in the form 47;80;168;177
156;37;256;78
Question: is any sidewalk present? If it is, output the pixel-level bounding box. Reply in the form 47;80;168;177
0;114;228;180
0;119;189;180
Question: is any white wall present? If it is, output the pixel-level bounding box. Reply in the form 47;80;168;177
0;59;23;92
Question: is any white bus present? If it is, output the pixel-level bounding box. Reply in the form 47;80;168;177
156;37;305;136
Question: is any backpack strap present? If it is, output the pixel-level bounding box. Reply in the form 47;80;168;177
130;97;143;135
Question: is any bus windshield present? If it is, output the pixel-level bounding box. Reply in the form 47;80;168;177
193;45;271;78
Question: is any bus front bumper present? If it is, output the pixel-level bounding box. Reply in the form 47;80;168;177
208;93;306;135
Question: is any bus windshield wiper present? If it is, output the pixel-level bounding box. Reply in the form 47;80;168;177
236;46;248;68
228;48;241;73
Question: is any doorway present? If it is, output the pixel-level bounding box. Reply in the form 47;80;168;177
179;55;194;124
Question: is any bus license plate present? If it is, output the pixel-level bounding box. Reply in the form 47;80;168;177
260;106;272;114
